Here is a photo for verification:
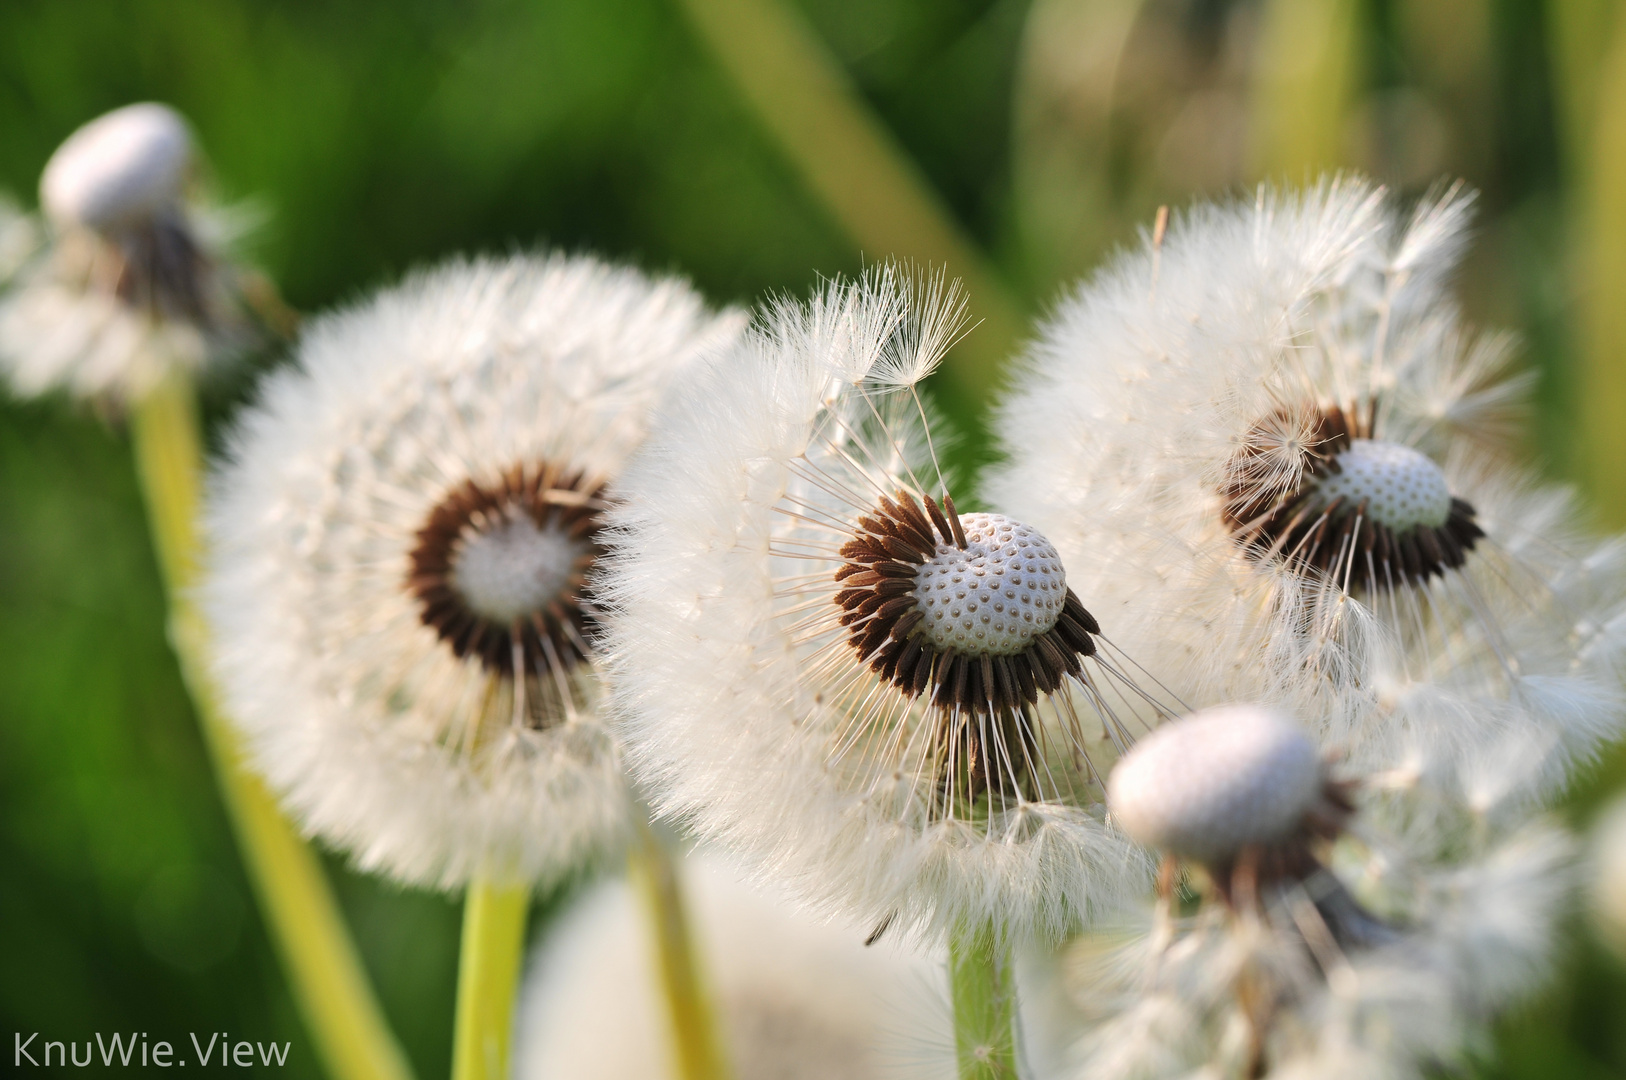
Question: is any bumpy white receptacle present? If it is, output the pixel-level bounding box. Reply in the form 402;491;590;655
914;513;1067;656
1315;439;1452;530
1108;705;1321;863
41;103;191;232
452;517;583;625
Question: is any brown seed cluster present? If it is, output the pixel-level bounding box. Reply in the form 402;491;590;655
408;462;604;681
1222;404;1484;592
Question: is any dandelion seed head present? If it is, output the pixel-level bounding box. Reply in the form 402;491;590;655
516;850;954;1080
989;177;1626;791
603;265;1174;943
0;103;256;404
40;103;191;233
1109;705;1321;864
205;252;741;889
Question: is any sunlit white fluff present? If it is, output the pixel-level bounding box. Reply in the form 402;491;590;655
988;177;1626;795
205;253;741;890
602;266;1173;946
515;849;954;1079
0;103;254;404
1061;776;1574;1079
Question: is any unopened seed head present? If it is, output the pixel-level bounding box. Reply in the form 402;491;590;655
40;103;191;233
1108;704;1321;863
914;513;1066;656
451;514;584;625
1315;439;1452;531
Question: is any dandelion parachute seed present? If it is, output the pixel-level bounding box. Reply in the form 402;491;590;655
205;253;741;889
603;266;1176;943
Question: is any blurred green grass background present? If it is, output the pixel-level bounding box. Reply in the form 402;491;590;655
1;0;1624;1076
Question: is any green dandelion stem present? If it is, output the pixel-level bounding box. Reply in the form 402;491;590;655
629;816;732;1080
450;879;529;1080
130;372;416;1080
950;919;1018;1080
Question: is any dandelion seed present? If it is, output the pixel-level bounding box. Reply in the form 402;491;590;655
204;253;742;889
0;103;260;404
602;265;1177;944
988;178;1626;792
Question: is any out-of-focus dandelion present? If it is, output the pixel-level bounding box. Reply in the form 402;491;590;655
0;105;413;1080
517;849;954;1080
602;265;1178;1080
988;177;1626;794
1065;704;1574;1080
207;252;740;885
206;252;741;1080
0;103;264;405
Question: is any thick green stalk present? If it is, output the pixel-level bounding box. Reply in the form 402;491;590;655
672;0;1023;402
628;818;731;1080
949;921;1018;1080
450;880;529;1080
129;373;415;1080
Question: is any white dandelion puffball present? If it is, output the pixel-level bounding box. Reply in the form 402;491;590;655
515;850;953;1080
602;266;1174;945
1066;768;1576;1080
1108;705;1322;865
987;177;1626;794
0;102;251;404
205;253;742;890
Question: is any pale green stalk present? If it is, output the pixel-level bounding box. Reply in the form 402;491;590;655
1250;0;1361;179
1570;11;1626;522
949;921;1018;1080
672;0;1023;401
629;817;731;1080
129;372;415;1080
450;880;529;1080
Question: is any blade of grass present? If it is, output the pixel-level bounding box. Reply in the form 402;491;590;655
130;372;416;1080
673;0;1024;401
1574;13;1626;522
1251;0;1362;179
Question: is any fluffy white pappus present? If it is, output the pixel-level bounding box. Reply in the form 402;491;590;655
601;266;1172;947
987;176;1626;794
1060;816;1575;1080
205;252;743;890
0;104;254;405
515;850;954;1079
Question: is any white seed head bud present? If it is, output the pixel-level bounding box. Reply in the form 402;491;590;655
1315;439;1452;531
1108;704;1321;863
914;513;1066;656
450;515;583;625
40;102;192;233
